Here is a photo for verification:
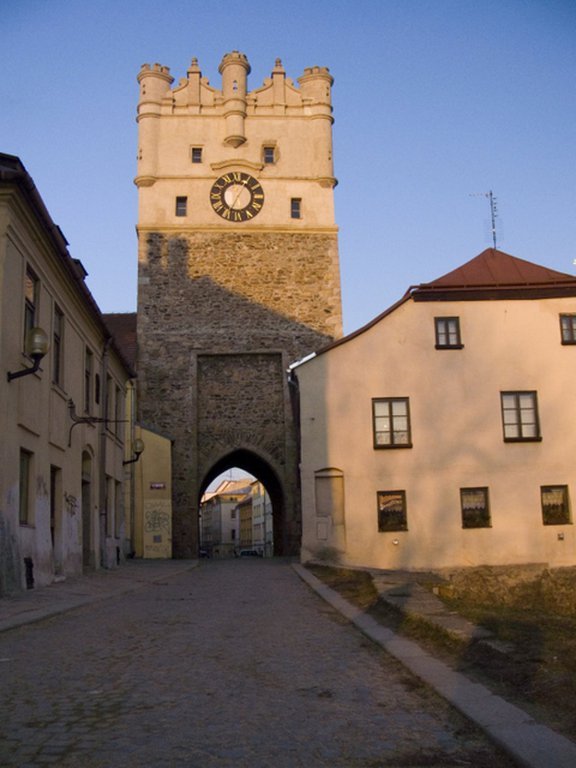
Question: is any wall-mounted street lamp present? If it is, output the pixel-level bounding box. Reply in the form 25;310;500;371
7;327;49;382
123;437;145;466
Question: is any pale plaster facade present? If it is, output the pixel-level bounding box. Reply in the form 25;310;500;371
0;154;133;594
297;249;576;572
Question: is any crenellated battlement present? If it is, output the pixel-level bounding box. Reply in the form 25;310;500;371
136;52;333;112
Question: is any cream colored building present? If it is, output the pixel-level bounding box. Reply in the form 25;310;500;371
0;154;134;594
297;249;576;572
199;479;252;558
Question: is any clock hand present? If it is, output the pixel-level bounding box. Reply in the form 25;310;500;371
230;177;250;209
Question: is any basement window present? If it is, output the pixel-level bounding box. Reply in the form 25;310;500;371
541;485;571;526
460;488;491;528
377;490;407;532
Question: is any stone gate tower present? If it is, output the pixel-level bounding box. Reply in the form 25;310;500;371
135;52;342;557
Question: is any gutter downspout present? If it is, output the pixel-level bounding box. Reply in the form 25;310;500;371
99;337;112;568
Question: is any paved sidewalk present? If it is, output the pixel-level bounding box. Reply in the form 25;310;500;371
0;559;198;633
294;564;576;768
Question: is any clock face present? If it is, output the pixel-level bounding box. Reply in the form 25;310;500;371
210;172;264;222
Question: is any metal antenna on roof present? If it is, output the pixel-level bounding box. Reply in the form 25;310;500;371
470;190;499;249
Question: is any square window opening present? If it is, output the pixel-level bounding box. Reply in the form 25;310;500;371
377;491;407;532
541;485;571;525
435;317;463;348
500;391;541;442
461;487;491;528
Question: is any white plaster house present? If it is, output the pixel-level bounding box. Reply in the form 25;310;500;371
296;249;576;571
0;154;134;594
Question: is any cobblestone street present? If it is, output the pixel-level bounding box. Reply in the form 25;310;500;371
0;560;515;767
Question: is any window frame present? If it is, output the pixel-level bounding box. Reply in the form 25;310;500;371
372;397;412;449
434;316;463;349
175;196;188;217
559;314;576;345
290;197;302;220
191;147;203;164
460;487;491;529
500;391;541;442
84;348;93;413
263;145;276;164
24;267;39;348
541;485;571;526
377;490;408;532
52;304;64;386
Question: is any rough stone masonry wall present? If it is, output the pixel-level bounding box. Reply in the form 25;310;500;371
137;230;340;557
196;353;287;470
437;565;576;616
138;230;341;363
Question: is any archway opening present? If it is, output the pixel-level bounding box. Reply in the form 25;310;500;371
198;449;287;557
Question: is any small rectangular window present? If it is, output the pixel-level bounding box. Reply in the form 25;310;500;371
24;267;39;346
461;488;491;528
541;485;571;525
175;196;188;217
106;375;114;426
377;491;407;532
53;305;64;386
373;398;412;448
435;317;462;349
263;146;275;164
560;314;576;344
501;391;540;442
291;198;302;219
115;384;122;437
19;449;33;525
84;348;93;413
191;147;203;163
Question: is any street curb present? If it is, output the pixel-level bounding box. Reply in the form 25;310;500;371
293;563;576;768
0;561;198;634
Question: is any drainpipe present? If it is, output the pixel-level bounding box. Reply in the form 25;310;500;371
127;379;137;558
99;337;111;568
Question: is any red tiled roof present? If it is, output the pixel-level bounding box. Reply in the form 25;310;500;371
421;248;576;289
299;249;576;363
103;313;137;369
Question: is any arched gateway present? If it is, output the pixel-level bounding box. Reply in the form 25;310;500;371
200;448;287;556
135;52;342;557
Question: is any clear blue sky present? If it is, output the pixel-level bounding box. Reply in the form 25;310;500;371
2;0;575;334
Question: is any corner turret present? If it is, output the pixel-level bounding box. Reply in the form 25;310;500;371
136;63;174;186
218;51;251;148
